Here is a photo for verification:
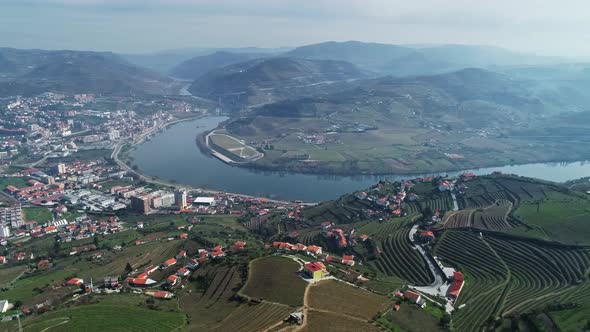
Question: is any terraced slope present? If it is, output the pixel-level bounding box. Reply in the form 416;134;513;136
434;230;590;332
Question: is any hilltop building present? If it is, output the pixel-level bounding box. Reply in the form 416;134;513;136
304;261;327;281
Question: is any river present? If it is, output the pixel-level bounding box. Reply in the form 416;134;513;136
130;116;590;202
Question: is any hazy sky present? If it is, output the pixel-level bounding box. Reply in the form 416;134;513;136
1;0;589;55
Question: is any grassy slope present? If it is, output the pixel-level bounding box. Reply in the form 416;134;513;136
240;256;306;306
514;192;590;245
22;302;185;332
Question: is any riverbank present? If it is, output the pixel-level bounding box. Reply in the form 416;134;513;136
129;116;590;202
114;116;302;205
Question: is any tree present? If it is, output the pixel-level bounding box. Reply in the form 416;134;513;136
125;262;133;274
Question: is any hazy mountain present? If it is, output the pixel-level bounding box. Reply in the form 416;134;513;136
0;48;173;96
253;68;546;125
285;41;567;76
285;41;414;72
188;57;368;107
415;44;563;67
122;47;290;74
169;51;269;80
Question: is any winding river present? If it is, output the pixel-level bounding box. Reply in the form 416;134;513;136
130;116;590;202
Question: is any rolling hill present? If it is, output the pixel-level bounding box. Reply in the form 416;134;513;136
169;51;269;80
0;48;173;96
188;57;368;108
221;67;590;174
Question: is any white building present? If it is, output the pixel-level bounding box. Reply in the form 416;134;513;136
0;225;10;238
0;299;10;313
194;197;215;206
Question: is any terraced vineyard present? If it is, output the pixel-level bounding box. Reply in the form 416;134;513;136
419;193;453;212
195;265;243;304
439;199;513;231
434;230;590;332
358;217;412;241
211;302;294;332
299;230;321;245
373;225;433;286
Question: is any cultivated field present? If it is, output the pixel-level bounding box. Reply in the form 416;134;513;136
302;310;382;332
372;226;433;286
440;199;512;231
211;302;294;332
308;280;390;320
241;256;307;306
21;303;185;332
433;230;590;332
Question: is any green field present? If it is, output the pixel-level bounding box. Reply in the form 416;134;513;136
23;207;53;223
377;303;445;332
0;176;29;189
515;192;590;245
209;133;260;160
21;303;185;332
0;266;27;287
240;256;306;306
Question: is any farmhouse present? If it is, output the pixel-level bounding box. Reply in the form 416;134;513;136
176;250;187;259
448;271;465;302
304;261;327;281
162;258;177;268
176;267;190;277
167;275;180;286
126;277;156;287
152;291;173;299
405;290;426;308
66;278;84;286
0;300;10;313
420;231;435;243
144;265;158;274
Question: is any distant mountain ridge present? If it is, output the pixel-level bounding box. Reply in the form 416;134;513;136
284;41;567;76
0;48;172;96
188;57;368;108
169;51;269;80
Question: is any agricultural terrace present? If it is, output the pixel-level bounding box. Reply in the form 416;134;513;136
178;264;244;330
241;256;307;306
308;280;390;320
364;221;433;286
20;301;185;332
211;302;294;332
302;310;382;332
376;302;445;332
439;200;513;231
434;230;590;332
209;132;262;160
